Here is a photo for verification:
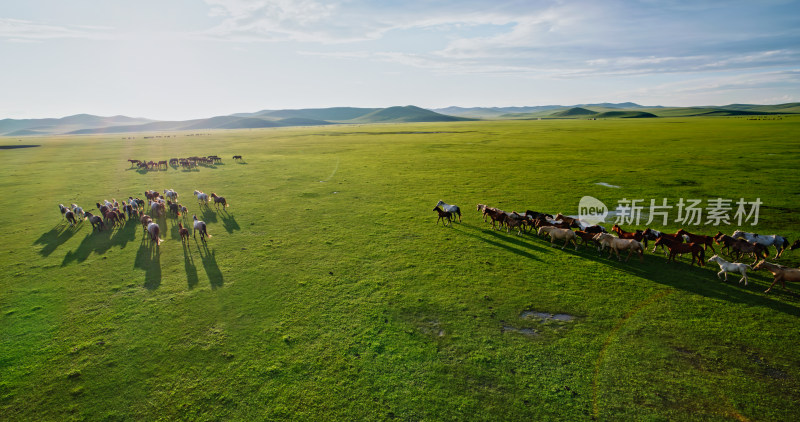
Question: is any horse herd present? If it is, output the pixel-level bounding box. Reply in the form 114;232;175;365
433;200;800;294
128;155;232;171
58;188;229;248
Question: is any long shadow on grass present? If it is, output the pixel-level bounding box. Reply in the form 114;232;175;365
134;236;161;290
451;223;544;262
35;222;81;257
200;206;218;223
562;236;800;317
183;241;199;290
196;240;223;289
219;211;240;234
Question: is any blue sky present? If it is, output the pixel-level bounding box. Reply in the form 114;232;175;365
1;0;799;120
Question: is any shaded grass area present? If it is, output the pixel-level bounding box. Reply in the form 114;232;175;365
1;117;800;420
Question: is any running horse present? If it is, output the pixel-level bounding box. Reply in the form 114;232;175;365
436;200;461;222
753;260;800;293
612;224;644;242
433;206;452;226
676;229;716;253
732;230;790;259
593;233;643;262
654;236;705;267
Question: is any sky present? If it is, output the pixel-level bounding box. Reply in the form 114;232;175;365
1;0;799;120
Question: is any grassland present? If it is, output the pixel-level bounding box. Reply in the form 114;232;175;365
2;116;800;421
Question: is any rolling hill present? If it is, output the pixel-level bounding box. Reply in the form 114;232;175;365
550;107;598;117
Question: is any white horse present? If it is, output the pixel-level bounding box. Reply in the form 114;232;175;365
164;189;179;202
194;190;209;205
147;222;163;245
71;204;84;218
732;230;789;259
594;233;643;262
193;215;211;242
707;255;749;286
538;226;578;250
436;200;461;222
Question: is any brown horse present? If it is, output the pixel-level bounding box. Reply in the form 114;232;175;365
654;236;705;266
753;260;800;293
575;230;600;249
612;224;644;241
554;213;580;228
433;206;452;226
483;207;507;230
210;193;228;209
676;229;716;253
714;232;737;256
730;239;768;265
178;222;190;244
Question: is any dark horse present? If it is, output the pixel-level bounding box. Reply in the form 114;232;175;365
655;236;705;267
433;206;452;226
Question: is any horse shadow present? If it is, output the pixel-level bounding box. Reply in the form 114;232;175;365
200;207;218;224
134;238;162;290
35;222;81;257
183;243;199;290
565;238;800;317
220;212;240;234
109;219;137;249
61;226;116;266
452;224;544;262
196;241;223;289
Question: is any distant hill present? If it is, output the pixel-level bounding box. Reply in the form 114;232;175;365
255;107;380;121
5;129;48;136
550;107;598;117
351;106;474;123
0;114;152;136
596;111;657;118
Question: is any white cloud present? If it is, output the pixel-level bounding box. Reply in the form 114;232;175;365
0;18;112;41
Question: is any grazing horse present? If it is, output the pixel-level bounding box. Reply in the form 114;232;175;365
193;215;211;242
433;206;452;226
654;236;705;266
707;255;750;286
676;229;716;253
612;224;644;242
436;200;461;222
732;230;790;259
538;226;578;250
147;222;162;245
753;260;800;293
84;212;105;232
178;222;190;244
593;233;644;262
194;190;209;205
210;193;229;209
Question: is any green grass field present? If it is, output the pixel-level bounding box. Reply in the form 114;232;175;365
2;117;800;421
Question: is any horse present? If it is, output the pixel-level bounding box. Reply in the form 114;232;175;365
575;230;601;249
164;189;178;202
210;193;229;209
554;213;581;229
583;225;606;234
58;204;68;219
525;210;553;221
707;255;750;285
64;210;77;226
538;226;578;250
654;236;705;266
732;230;790;259
140;214;153;234
167;201;181;218
753;260;800;293
433;206;452;226
147;222;163;245
150;201;165;218
483;207;507;230
194;190;209;205
477;204;490;222
84;212;105;232
505;215;526;235
676;229;716;253
193;215;211;242
178;222;190;244
730;239;768;265
71;204;84;219
612;224;644;242
714;232;737;256
593;233;644;262
232;155;243;161
791;240;800;251
436;201;461;222
641;228;663;251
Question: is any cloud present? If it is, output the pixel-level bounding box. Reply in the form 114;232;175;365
0;18;112;41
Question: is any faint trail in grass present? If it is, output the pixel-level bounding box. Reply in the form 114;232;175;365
321;157;339;182
592;289;673;419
